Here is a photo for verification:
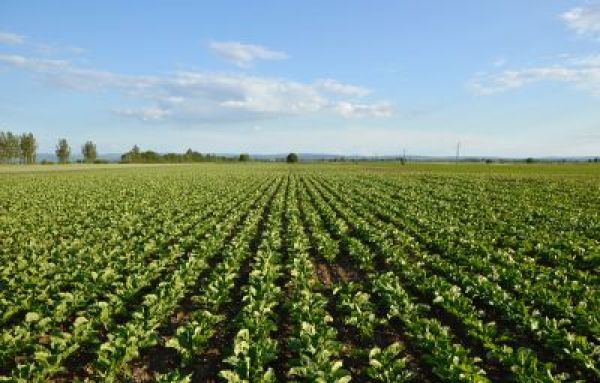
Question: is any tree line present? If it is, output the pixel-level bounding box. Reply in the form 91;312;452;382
53;139;98;163
0;132;99;164
8;132;596;165
120;146;242;163
1;133;261;165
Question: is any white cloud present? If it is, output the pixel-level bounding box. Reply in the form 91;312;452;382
562;6;600;36
567;54;600;66
469;55;600;96
0;54;68;70
471;6;600;96
32;42;86;56
314;79;370;97
0;31;84;54
0;53;393;122
0;53;144;91
0;31;25;45
116;107;170;122
208;41;288;67
335;101;394;118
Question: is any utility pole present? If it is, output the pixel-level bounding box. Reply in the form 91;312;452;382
455;141;461;163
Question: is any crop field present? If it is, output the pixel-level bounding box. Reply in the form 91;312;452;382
0;163;599;383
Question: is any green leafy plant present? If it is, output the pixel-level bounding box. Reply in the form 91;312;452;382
367;342;414;382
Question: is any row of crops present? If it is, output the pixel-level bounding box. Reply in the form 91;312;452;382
0;164;598;382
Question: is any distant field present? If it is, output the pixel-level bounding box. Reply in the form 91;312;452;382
2;161;600;177
0;163;598;382
0;163;178;174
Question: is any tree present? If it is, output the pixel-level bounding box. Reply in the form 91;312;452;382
239;153;250;162
184;148;194;162
286;153;299;163
1;131;36;164
0;132;7;163
0;132;20;163
121;145;141;162
19;133;37;164
81;141;97;163
139;150;162;163
55;138;71;164
129;145;141;159
5;132;19;164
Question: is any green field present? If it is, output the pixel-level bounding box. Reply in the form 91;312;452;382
0;163;599;382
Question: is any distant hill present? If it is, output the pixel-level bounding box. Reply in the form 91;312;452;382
238;153;600;162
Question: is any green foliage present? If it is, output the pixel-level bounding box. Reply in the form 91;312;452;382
0;131;37;164
367;343;414;382
220;329;277;383
154;370;192;382
286;152;299;163
55;138;71;164
333;282;380;339
81;140;98;163
165;311;223;366
121;145;236;163
0;164;598;383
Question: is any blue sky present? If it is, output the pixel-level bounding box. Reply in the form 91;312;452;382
1;1;599;156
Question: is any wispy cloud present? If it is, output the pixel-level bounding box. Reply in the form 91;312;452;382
32;42;86;56
0;31;25;45
0;53;147;91
0;54;68;70
0;34;390;121
0;30;84;55
470;6;600;96
314;79;370;97
116;107;171;122
469;60;600;96
335;101;394;118
208;41;288;67
561;5;600;37
0;53;392;122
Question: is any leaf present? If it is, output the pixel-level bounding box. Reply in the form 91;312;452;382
73;316;88;327
25;312;41;323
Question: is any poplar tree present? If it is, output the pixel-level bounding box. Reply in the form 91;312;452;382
82;140;97;163
56;138;71;164
19;133;37;164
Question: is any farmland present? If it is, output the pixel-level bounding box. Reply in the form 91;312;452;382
0;163;599;382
